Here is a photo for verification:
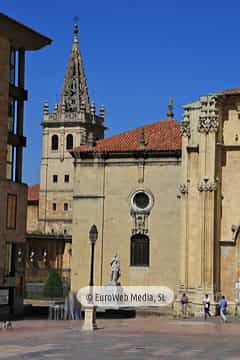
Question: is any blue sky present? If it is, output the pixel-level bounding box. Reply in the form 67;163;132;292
2;0;240;184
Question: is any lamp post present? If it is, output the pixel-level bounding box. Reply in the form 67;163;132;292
82;224;98;331
89;224;98;286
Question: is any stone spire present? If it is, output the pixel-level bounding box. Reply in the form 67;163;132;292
167;97;174;119
60;22;90;113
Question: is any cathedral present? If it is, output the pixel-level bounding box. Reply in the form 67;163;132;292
27;24;240;313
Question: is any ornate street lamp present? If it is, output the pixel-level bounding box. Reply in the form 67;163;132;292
82;224;98;331
89;224;98;287
29;249;35;263
29;248;48;264
42;249;48;264
17;249;23;263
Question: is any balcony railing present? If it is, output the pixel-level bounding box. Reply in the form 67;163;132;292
25;268;71;284
25;268;71;300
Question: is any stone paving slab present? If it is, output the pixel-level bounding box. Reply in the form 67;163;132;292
0;318;240;359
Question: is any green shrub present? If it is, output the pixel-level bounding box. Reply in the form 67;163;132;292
43;269;63;298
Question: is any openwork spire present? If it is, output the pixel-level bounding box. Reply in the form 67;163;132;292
167;97;174;119
60;22;90;113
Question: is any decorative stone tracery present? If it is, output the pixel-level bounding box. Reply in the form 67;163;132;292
179;183;188;194
130;190;154;235
198;95;219;133
180;121;191;137
198;178;217;192
131;214;149;235
181;107;191;137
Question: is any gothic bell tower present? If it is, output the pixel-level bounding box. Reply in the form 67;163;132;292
38;23;105;236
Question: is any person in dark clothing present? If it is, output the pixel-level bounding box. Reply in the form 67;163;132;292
181;293;189;318
203;294;211;320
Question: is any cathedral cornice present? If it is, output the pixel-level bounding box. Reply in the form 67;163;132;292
41;120;106;129
72;149;181;160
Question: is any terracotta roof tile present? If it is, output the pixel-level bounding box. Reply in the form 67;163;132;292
28;184;40;202
223;88;240;95
73;119;181;154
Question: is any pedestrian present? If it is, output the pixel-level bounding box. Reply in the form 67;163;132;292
218;295;227;323
203;294;211;320
180;293;189;318
64;295;69;320
69;291;75;320
75;297;83;320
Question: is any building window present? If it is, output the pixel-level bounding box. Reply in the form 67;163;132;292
7;194;17;229
7;48;25;183
8;97;16;133
9;48;16;85
64;203;68;211
52;203;57;211
53;174;58;183
130;234;149;266
64;174;69;183
131;191;153;213
66;134;73;150
51;135;59;150
133;192;150;209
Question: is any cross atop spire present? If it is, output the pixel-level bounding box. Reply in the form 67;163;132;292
60;21;90;113
73;16;79;44
167;97;174;119
73;23;79;43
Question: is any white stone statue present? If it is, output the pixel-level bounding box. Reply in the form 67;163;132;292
110;254;121;285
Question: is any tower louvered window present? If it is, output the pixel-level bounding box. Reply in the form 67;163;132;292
51;135;59;150
66;134;73;150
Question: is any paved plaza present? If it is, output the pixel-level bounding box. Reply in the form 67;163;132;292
0;317;240;359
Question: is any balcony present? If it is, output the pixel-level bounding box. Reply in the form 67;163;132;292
0;180;27;243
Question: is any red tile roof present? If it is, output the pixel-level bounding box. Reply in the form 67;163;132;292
222;88;240;95
73;119;181;154
28;184;40;202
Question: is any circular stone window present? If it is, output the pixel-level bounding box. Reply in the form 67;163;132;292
130;190;154;213
133;192;150;210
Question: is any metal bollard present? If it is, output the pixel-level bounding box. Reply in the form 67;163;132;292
60;305;64;320
54;305;59;320
48;304;54;320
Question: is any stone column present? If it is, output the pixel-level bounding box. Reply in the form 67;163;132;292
179;116;191;290
197;95;218;301
176;96;219;314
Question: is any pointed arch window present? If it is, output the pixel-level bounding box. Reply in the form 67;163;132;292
130;234;149;267
51;135;59;150
66;134;73;150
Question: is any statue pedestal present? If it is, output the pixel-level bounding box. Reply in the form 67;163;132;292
82;305;97;331
103;283;123;309
107;281;121;287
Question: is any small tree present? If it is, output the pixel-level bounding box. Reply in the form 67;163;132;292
43;269;63;298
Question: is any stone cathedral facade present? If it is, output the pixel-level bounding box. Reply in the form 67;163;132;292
178;89;240;311
70;88;240;313
26;24;240;312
